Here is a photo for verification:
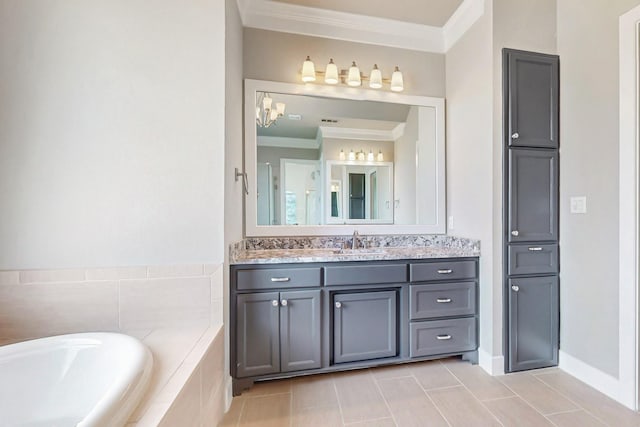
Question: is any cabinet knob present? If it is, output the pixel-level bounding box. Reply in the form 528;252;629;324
511;230;519;236
271;300;279;307
511;285;520;292
281;299;288;307
512;132;519;139
335;302;342;309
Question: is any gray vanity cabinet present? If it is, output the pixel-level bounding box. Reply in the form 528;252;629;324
508;276;559;370
236;289;321;378
508;148;558;243
333;290;397;364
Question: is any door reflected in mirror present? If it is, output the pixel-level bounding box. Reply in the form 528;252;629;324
326;161;393;224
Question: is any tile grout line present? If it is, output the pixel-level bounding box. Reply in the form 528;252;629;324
532;373;613;427
439;360;506;427
370;370;399;427
331;374;348;426
414;370;454;427
495;373;567;427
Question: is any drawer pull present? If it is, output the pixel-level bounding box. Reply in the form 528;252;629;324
335;302;342;309
437;269;453;274
271;300;279;307
436;334;452;340
436;298;452;303
528;247;543;251
270;277;290;282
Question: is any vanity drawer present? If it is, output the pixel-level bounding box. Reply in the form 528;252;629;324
410;261;476;282
410;282;476;320
236;267;322;290
324;264;406;286
410;318;476;358
508;244;558;276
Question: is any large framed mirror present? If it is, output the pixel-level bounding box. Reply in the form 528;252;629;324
245;79;446;236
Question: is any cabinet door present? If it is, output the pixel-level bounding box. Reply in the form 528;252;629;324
280;290;321;372
506;50;559;148
236;292;280;378
508;148;558;242
508;277;559;371
333;290;397;364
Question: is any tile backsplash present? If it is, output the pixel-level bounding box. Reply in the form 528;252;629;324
0;263;223;343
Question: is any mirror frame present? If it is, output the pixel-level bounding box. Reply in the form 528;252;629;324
244;79;446;236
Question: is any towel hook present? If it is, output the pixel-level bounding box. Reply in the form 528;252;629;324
235;168;249;195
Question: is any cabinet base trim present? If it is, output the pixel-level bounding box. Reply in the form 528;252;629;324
558;350;633;409
478;348;504;376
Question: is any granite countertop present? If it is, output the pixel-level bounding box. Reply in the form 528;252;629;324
230;235;480;265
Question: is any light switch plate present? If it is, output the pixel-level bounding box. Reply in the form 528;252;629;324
570;196;587;214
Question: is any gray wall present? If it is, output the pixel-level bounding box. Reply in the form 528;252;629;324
0;0;225;269
243;28;446;97
557;0;640;377
225;0;244;407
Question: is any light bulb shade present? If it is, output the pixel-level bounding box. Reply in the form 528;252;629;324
256;107;260;119
301;56;316;82
347;61;361;87
369;65;382;89
325;59;339;84
263;96;273;110
391;66;404;92
377;150;384;161
270;110;278;121
276;103;285;115
348;150;356;161
367;150;374;161
357;150;365;161
339;149;346;160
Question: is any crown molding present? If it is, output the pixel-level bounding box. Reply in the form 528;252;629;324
319;126;396;141
238;0;484;54
257;135;320;149
443;0;485;51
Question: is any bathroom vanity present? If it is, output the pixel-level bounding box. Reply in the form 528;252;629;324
229;236;480;395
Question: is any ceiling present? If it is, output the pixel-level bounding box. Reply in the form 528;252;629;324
271;0;464;27
256;92;410;140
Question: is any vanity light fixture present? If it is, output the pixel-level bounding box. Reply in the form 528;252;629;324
299;57;404;92
390;66;404;92
348;149;356;161
377;150;384;162
256;92;286;128
347;61;361;87
367;149;375;161
325;59;339;84
301;56;316;82
339;149;346;161
369;65;383;89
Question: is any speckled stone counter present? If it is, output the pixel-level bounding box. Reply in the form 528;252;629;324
229;235;480;264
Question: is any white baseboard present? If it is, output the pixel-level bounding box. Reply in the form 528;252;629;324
558;350;633;408
478;348;505;376
224;376;233;412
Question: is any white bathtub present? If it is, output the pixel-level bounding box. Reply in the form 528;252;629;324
0;333;153;427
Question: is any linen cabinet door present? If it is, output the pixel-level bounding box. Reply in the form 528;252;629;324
508;148;558;243
280;289;321;372
236;292;280;378
508;277;559;371
333;290;397;364
506;50;559;149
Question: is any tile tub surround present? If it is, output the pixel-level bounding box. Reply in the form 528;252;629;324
230;235;481;264
0;263;227;426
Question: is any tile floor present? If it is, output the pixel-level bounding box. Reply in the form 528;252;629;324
219;357;640;427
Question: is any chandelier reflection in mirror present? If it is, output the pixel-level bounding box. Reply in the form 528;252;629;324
256;92;286;128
